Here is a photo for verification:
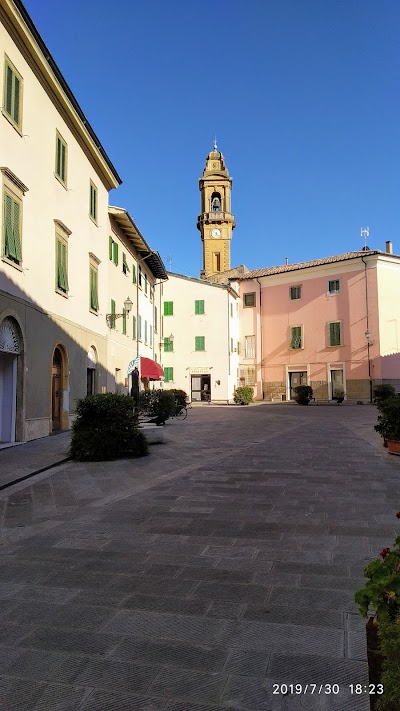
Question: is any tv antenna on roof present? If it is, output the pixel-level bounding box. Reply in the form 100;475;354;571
361;227;369;250
166;256;172;271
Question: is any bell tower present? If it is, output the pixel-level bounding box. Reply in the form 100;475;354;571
197;142;235;278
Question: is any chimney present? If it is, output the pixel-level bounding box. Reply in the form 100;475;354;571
285;257;289;265
385;240;393;254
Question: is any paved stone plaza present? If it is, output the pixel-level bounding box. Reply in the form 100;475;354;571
0;404;399;710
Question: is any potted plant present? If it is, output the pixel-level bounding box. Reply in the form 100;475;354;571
374;384;396;407
233;386;254;405
354;513;400;711
374;397;400;456
335;388;345;404
293;384;313;406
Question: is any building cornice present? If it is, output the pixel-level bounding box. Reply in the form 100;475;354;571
2;0;121;190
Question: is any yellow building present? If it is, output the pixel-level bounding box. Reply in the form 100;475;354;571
197;142;235;278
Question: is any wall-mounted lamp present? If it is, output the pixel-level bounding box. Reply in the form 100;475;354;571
365;329;374;345
106;297;133;327
159;333;174;347
215;380;221;386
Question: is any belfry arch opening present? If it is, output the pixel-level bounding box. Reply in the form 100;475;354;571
210;192;222;212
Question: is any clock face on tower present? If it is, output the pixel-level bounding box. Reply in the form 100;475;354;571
211;229;221;238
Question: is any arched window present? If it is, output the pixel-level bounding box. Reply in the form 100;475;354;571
210;192;222;212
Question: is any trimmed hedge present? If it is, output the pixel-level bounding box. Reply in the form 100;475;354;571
70;393;149;461
138;389;176;423
293;385;313;405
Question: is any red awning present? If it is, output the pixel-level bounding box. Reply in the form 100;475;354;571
140;357;164;381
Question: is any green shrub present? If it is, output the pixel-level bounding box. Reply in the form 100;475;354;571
169;389;188;408
70;393;149;461
139;389;176;423
374;384;396;408
355;513;400;711
293;385;313;405
234;386;254;405
375;398;400;442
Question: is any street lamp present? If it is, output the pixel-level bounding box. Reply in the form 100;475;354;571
106;296;133;328
159;333;174;348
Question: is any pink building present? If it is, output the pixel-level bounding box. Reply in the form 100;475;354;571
236;246;400;402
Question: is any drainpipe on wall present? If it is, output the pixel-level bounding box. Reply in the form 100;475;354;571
255;278;264;399
361;255;373;404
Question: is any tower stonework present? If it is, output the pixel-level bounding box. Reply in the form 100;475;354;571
197;145;235;278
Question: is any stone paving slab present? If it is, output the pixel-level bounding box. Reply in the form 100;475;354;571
0;405;398;709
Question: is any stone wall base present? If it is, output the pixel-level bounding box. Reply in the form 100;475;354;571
24;418;51;441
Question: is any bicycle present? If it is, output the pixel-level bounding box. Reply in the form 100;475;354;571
171;401;188;420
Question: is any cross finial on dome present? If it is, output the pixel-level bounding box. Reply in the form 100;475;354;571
213;135;218;151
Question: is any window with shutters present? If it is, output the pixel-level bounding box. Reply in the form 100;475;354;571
150;286;153;302
164;337;173;352
3;189;22;265
89;181;98;223
122;308;127;335
164;301;173;316
290;325;303;349
230;338;234;353
195;336;205;351
195;300;204;315
132;315;136;339
328;279;340;295
290;285;301;300
138;315;142;340
89;258;99;313
328;321;342;346
55;233;69;296
245;335;255;358
243;292;256;307
164;367;173;383
144;274;148;295
109;236;119;266
150;324;153;347
144;320;148;343
3;57;23;131
132;263;136;283
122;252;130;275
138;266;142;288
230;303;233;317
154;306;158;333
55;132;67;185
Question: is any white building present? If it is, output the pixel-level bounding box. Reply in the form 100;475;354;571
156;273;239;403
0;0;166;444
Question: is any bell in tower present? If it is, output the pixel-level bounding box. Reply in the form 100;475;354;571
197;143;235;278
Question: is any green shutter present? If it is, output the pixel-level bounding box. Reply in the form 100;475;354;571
90;267;99;311
164;367;173;383
195;300;204;315
62;242;68;291
132;264;136;283
113;242;119;266
122;252;130;273
132;315;136;339
56;136;61;178
144;275;148;294
57;239;68;292
230;338;233;352
109;236;113;260
61;142;66;182
13;74;20;125
5;65;13;116
122;308;127;335
290;326;302;349
12;199;22;262
195;336;205;351
164;301;173;316
150;325;153;347
237;342;240;355
4;193;16;261
111;299;116;329
164;337;173;352
138;315;142;339
329;322;341;346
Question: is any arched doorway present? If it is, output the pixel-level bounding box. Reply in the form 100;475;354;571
0;317;21;443
51;347;63;431
87;346;97;395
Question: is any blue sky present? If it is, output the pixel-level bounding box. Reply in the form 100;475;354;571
24;0;400;276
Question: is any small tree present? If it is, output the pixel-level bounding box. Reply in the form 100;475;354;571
70;393;148;461
293;385;313;406
375;397;400;442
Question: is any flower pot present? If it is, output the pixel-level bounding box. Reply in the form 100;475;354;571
387;439;400;456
